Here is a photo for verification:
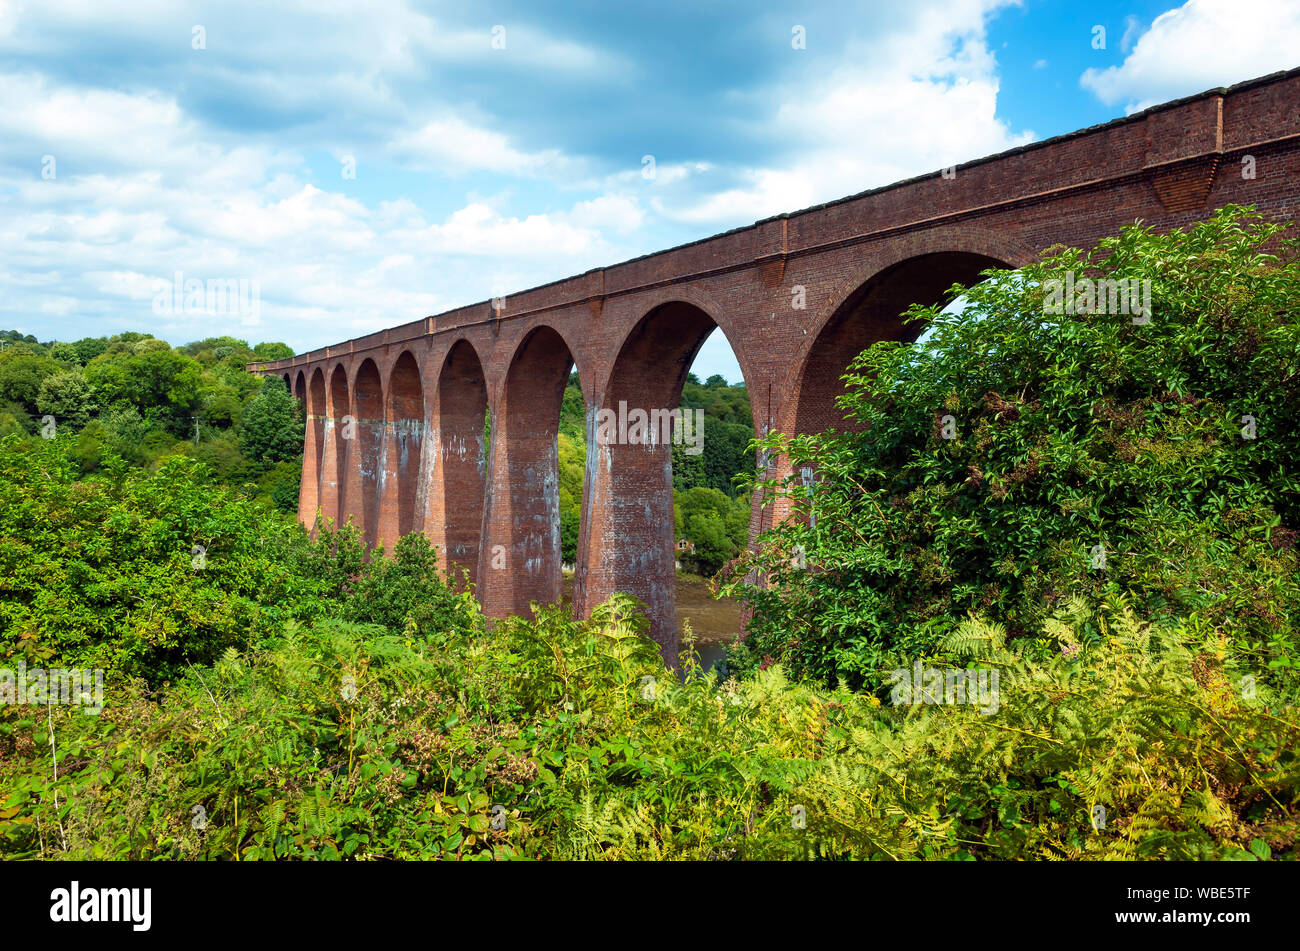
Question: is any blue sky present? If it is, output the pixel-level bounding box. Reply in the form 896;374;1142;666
1;0;1296;383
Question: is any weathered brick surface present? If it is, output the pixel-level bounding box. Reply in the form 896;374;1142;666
429;341;488;587
477;325;575;618
250;69;1300;667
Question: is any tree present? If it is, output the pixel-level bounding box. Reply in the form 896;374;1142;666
676;486;748;574
0;351;60;415
85;347;202;434
71;337;108;364
239;376;304;466
253;341;295;362
683;513;733;575
48;342;80;365
197;381;244;428
36;369;96;429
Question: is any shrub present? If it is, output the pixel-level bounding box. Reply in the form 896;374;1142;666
724;206;1300;691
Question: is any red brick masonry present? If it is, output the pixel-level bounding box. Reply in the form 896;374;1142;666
251;68;1300;665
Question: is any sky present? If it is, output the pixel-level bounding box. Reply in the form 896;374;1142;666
1;0;1297;383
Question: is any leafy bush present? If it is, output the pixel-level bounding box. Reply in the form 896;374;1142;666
725;206;1300;691
0;434;473;681
0;435;314;678
339;532;481;638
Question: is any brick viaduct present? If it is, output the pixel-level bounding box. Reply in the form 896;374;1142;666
251;68;1300;666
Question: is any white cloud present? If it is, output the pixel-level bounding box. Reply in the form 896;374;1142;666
419;202;609;257
0;59;638;348
0;124;638;348
649;0;1034;225
1081;0;1300;113
567;194;644;234
389;114;575;178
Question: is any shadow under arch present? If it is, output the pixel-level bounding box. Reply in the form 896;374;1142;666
378;350;426;547
478;324;580;618
322;363;350;530
788;250;1012;436
341;358;384;549
431;339;488;589
298;367;327;531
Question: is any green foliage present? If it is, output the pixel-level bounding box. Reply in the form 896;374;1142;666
3;590;1295;860
253;341;296;362
36;369;96;429
725;206;1300;691
0;431;486;687
240;376;305;465
557;384;586;564
0;350;60;416
672;418;753;497
674;375;754;497
70;337;109;365
84;346;203;436
674;486;750;575
0;435;312;678
266;459;303;513
340;532;481;638
0;329;299;507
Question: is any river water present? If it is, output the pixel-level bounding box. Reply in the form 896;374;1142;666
560;572;742;675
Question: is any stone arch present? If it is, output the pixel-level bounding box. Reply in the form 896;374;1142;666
320;363;351;529
341;358;384;548
782;229;1037;434
431;339;489;588
496;318;588;402
607;283;757;402
576;298;744;666
293;370;307;409
786;249;1013;437
478;325;579;618
376;350;427;548
297;366;327;531
764;236;1024;536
